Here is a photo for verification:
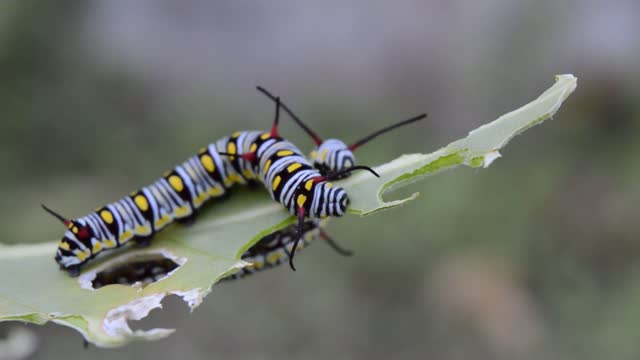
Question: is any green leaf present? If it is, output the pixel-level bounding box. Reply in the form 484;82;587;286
0;74;577;347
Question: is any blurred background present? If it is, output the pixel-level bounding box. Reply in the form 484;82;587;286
0;1;639;359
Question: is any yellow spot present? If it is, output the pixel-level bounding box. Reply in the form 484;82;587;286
76;250;89;261
305;179;313;191
277;150;294;157
267;252;282;264
287;163;302;173
198;147;207;155
135;225;151;235
310;150;318;159
297;194;307;208
326;182;333;188
263;159;272;175
260;133;270;140
230;173;243;184
67;222;73;229
174;206;191;217
201;155;215;172
155;214;171;228
321;149;328;161
250;143;258;153
232;131;241;138
272;176;281;191
92;242;102;253
253;260;265;269
100;210;114;224
194;193;208;207
120;230;133;243
169;175;184;192
103;239;116;248
72;227;79;234
58;241;70;251
243;169;255;179
134;195;149;212
163;170;171;177
227;142;236;154
208;187;223;197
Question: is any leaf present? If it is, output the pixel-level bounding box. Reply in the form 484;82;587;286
0;74;577;347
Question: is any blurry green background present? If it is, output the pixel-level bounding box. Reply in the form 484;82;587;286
1;1;639;359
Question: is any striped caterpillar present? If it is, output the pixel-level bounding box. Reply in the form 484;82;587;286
223;88;425;279
44;96;379;277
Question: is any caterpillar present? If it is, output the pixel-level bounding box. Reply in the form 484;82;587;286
222;219;352;281
44;96;377;276
256;86;426;178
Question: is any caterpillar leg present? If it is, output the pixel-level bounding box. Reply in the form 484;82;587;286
320;231;354;257
67;264;81;277
135;236;153;248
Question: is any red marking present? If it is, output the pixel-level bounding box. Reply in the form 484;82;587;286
348;143;359;151
63;220;71;227
242;152;256;162
311;136;323;146
77;227;90;240
297;206;306;217
311;176;326;184
270;124;279;137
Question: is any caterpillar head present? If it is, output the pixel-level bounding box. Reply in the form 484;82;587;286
43;205;94;276
309;139;356;178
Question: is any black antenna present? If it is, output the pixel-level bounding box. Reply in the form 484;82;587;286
42;204;71;226
256;86;323;145
324;165;379;180
349;113;427;151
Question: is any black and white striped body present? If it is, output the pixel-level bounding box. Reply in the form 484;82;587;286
54;130;348;275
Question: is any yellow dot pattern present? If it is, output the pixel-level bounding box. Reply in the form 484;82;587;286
305;179;314;191
260;133;270;140
297;194;307;208
103;239;116;248
227;142;236;155
100;210;114;224
201;154;215;172
250;143;258;153
263;159;272;175
272;176;281;191
169;175;184;192
134;195;149;212
287;163;302;173
277;150;294;157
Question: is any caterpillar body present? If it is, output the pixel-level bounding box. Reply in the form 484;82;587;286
45;96;365;276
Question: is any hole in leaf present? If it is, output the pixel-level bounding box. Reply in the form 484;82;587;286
88;252;182;290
